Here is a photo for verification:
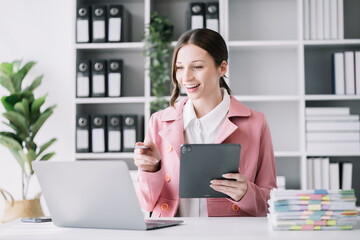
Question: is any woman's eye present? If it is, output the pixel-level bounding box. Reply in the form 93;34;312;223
193;66;203;70
176;66;183;70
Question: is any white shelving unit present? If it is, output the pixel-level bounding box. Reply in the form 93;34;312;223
75;0;360;203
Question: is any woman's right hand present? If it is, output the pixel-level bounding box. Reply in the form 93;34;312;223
133;140;161;172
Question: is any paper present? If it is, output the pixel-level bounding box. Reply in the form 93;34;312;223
123;129;136;149
108;73;121;96
93;20;105;40
108;130;121;151
109;18;121;41
77;19;89;42
92;128;105;152
93;75;105;94
76;130;88;149
77;76;89;97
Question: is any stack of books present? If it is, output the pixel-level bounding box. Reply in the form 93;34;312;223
268;189;358;231
303;0;343;40
306;107;360;152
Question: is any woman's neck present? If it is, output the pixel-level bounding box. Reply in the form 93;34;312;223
191;89;223;119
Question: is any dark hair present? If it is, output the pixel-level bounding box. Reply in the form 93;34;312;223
170;28;231;107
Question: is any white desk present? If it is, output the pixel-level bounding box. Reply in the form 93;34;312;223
0;217;359;240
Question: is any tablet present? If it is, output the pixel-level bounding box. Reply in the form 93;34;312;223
179;143;241;198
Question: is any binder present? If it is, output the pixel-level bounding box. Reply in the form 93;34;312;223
108;5;131;42
76;5;91;43
91;60;107;97
107;59;123;97
92;5;107;43
122;115;137;152
76;60;91;98
107;115;122;152
91;115;107;153
76;115;90;152
205;2;219;32
188;2;205;30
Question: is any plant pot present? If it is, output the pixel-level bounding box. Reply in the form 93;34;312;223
0;189;44;223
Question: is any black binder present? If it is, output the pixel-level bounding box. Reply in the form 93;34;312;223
91;60;107;97
108;5;131;42
76;115;90;152
76;5;91;43
122;115;137;152
91;5;107;43
205;2;219;32
188;2;205;30
76;60;91;98
107;115;122;152
91;115;107;153
107;59;123;97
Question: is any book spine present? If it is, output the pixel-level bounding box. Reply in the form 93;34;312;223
306;121;360;131
313;158;322;189
329;162;340;190
321;158;330;189
323;0;331;39
329;0;338;39
341;162;353;190
310;0;317;39
306;131;360;142
333;52;345;95
337;0;344;39
307;142;360;152
307;158;314;189
316;0;324;40
303;0;311;40
355;51;360;95
305;107;349;115
344;51;355;95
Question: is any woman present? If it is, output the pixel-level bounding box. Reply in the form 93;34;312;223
134;28;277;217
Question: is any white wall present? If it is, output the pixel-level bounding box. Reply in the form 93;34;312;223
0;0;75;219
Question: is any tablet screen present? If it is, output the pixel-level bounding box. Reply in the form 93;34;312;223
179;143;241;198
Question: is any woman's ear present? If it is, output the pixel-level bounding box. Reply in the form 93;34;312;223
218;60;228;76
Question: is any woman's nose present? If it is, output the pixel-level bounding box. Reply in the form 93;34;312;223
182;67;193;81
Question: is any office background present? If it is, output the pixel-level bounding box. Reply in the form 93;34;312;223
1;0;360;219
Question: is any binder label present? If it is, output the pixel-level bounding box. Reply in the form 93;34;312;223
77;76;89;97
206;19;218;32
77;20;89;42
76;130;89;149
93;20;105;40
108;73;121;96
123;129;136;149
108;130;121;151
109;18;121;41
93;75;105;94
92;128;105;152
191;15;204;29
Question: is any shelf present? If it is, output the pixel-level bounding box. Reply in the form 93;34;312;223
274;151;302;157
228;40;298;49
75;42;144;50
304;39;360;46
233;95;300;102
75;152;134;160
306;152;360;157
75;97;146;104
305;95;360;101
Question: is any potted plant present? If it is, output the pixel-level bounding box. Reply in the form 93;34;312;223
0;60;57;223
143;12;173;113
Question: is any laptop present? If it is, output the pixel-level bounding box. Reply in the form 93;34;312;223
33;161;183;230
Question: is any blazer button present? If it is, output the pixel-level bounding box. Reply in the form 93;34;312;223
165;174;171;182
232;204;239;212
161;203;169;211
166;145;173;152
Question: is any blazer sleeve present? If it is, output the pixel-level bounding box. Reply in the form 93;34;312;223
230;115;277;216
135;114;165;212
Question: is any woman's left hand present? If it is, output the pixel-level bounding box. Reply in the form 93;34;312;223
210;173;248;202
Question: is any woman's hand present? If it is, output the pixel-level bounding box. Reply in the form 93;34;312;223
210;173;248;202
133;140;161;172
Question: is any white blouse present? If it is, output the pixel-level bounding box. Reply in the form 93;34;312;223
178;89;231;217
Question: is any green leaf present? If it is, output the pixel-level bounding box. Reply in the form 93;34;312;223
24;75;43;92
0;74;15;94
26;149;37;174
40;152;55;161
1;93;22;111
31;106;55;138
0;131;22;144
0;134;22;150
12;61;36;92
3;111;29;137
31;94;47;117
0;62;13;75
14;98;30;120
10;149;27;174
11;60;22;72
38;138;57;156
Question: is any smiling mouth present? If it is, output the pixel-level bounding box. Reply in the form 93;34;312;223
185;84;200;89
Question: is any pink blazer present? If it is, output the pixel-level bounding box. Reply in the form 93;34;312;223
136;96;277;217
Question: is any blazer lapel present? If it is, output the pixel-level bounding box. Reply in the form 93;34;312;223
215;118;238;143
159;118;184;159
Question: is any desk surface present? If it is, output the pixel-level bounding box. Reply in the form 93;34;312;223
1;217;359;240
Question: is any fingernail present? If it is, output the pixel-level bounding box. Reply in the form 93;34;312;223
222;174;226;177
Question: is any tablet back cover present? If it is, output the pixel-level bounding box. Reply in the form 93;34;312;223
179;144;241;198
